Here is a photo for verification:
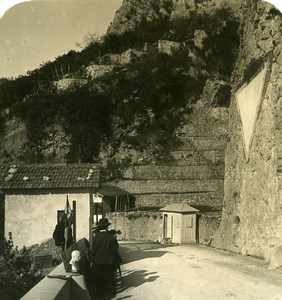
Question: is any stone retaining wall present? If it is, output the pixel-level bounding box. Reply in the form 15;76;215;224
107;211;221;244
108;211;163;242
109;179;223;194
123;165;224;180
198;213;221;244
29;238;62;264
135;191;223;210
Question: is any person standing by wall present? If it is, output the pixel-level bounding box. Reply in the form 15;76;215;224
91;218;119;297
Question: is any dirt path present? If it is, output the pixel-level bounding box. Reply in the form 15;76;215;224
107;242;282;300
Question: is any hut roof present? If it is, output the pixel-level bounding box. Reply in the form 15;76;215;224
96;185;131;197
160;203;199;213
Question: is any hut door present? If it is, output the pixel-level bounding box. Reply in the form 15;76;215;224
183;216;194;242
163;214;173;240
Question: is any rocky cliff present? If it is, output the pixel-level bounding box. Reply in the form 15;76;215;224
107;0;172;35
0;0;242;212
0;0;279;253
212;0;282;256
108;0;242;35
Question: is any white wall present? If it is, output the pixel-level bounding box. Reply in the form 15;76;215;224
5;192;90;248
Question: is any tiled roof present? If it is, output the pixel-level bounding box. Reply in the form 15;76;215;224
97;185;131;197
0;164;101;190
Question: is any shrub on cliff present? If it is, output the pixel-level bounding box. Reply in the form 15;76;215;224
6;6;240;165
13;85;113;163
168;7;240;77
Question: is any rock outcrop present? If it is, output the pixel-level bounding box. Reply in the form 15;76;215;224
106;79;229;211
0;0;240;213
212;0;282;256
108;0;242;36
107;0;172;35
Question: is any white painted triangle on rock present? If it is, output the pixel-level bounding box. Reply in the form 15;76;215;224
236;66;268;162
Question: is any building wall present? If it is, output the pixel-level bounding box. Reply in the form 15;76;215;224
212;0;282;257
5;191;90;248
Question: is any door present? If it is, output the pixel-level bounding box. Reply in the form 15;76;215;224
163;214;173;242
182;215;195;242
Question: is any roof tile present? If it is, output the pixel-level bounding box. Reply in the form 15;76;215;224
0;163;101;190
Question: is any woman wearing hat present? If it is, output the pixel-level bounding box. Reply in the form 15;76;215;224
91;218;119;297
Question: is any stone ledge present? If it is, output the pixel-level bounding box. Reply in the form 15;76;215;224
21;263;90;300
21;263;71;300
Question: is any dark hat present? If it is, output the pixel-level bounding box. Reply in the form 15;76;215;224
96;218;111;228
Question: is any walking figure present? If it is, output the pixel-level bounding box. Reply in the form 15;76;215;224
91;218;119;297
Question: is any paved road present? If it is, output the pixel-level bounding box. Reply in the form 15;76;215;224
102;242;282;300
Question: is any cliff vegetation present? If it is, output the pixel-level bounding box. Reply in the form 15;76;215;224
0;3;240;180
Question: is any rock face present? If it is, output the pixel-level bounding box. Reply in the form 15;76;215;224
106;79;229;211
107;0;173;35
212;0;282;256
0;116;27;163
171;0;195;18
85;64;114;80
157;40;181;55
0;0;237;212
108;0;242;35
53;78;87;92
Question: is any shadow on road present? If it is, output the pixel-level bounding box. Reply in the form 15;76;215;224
89;269;158;300
118;242;177;264
117;269;159;293
89;243;176;300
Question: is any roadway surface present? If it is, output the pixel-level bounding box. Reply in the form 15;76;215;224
96;242;282;300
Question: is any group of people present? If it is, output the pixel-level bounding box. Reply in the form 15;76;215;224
90;217;122;297
53;216;121;297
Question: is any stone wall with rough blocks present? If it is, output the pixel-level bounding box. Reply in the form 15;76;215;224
212;0;282;257
198;213;221;244
29;238;62;263
107;211;221;244
107;212;163;242
134;191;224;210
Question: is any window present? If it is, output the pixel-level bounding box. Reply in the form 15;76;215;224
93;203;103;215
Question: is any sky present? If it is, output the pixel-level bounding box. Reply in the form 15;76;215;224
0;0;122;78
0;0;281;79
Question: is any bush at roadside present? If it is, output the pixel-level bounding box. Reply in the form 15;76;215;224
0;232;43;300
